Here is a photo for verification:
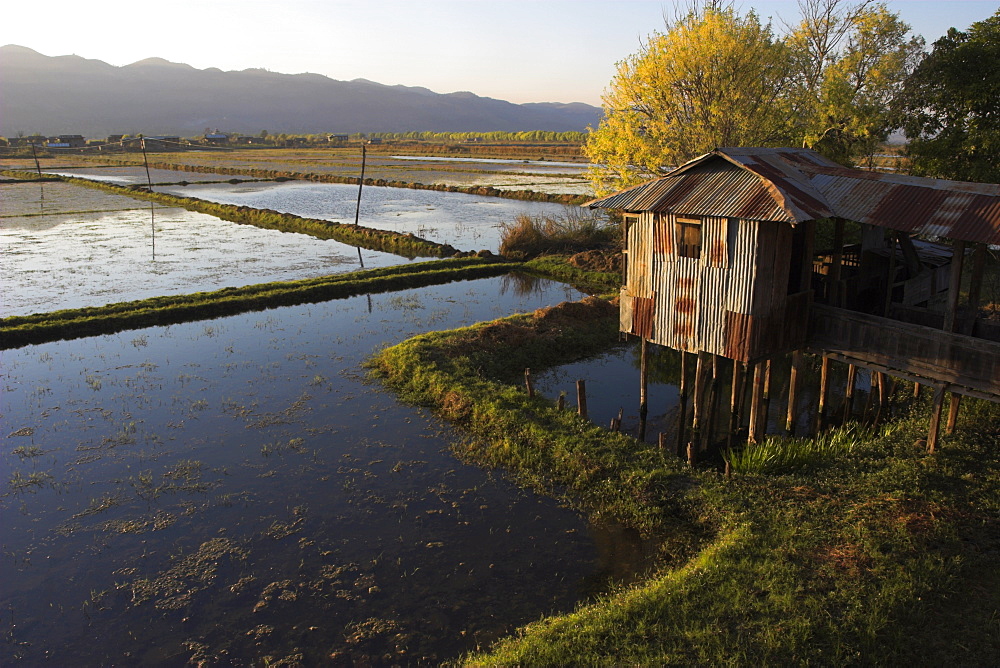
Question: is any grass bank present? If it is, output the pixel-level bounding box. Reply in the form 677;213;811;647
0;258;518;349
1;170;461;258
369;300;1000;665
31;156;590;206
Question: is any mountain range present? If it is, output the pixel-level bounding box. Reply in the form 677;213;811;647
0;45;603;138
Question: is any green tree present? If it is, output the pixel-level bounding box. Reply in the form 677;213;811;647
584;4;796;195
790;1;923;166
900;11;1000;183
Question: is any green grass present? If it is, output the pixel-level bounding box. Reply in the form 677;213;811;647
369;299;1000;666
0;258;519;348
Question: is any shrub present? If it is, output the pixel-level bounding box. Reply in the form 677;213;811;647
499;210;618;259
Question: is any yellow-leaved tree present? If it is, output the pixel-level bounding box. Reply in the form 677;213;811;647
584;5;797;196
586;0;925;195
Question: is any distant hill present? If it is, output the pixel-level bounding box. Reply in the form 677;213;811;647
0;45;603;137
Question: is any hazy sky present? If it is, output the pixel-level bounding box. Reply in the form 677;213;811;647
3;0;996;106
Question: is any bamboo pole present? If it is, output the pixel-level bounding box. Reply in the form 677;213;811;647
354;144;367;268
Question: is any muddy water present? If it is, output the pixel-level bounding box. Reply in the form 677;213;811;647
41;166;260;185
1;181;406;316
0;275;627;666
157;180;578;253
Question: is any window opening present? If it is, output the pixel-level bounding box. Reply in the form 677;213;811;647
676;218;702;259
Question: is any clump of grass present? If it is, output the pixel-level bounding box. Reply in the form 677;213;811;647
499;211;618;259
726;423;881;475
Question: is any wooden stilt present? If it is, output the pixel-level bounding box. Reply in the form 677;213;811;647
700;355;719;452
946;394;961;435
692;352;706;429
843;364;858;423
943;239;966;333
576;379;588;420
862;370;878;423
873;372;889;427
727;358;743;448
927;385;947;453
913;382;921;399
817;355;831;432
658;432;667;458
677;351;689;451
524;368;534;398
761;359;773;428
748;361;766;444
557;393;565;410
786;351;803;434
638;338;649;441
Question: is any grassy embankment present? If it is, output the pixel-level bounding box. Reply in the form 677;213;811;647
1;170;465;258
32;154;589;206
0;258;522;349
370;298;1000;665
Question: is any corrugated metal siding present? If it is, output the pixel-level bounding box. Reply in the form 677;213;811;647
625;212;653;298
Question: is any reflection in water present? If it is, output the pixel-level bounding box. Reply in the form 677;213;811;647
0;276;644;665
500;271;547;298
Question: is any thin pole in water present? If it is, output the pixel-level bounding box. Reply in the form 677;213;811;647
30;143;41;177
354;143;367;268
140;136;155;260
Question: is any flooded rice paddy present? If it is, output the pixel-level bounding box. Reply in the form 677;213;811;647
1;181;405;316
40;166;264;185
157;180;576;253
1;275;626;665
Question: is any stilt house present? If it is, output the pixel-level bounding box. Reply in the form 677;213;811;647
585;147;1000;447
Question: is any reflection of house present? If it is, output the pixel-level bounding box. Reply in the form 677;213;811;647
586;147;1000;450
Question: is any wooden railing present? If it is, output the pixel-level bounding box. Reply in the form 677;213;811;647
808;304;1000;400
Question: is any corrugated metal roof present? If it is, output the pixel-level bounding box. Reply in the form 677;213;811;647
586;147;1000;245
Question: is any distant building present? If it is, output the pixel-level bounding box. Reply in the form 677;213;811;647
144;136;181;151
204;131;229;145
327;134;349;144
234;136;267;145
46;135;86;148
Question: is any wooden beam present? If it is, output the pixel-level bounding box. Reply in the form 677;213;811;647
843;364;858;423
898;233;923;278
817;355;831;432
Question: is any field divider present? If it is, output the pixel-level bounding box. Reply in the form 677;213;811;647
1;258;520;349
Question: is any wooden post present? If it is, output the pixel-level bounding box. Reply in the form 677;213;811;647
761;359;773;425
524;368;534;398
883;232;898;317
576;380;587;420
692;352;706;429
843;364;858;423
873;372;890;427
785;351;803;434
557;392;565;411
677;352;689;450
816;355;831;432
966;244;986;334
354;144;368;267
610;407;624;432
638;338;649;441
943;239;966;333
30;142;42;176
829;218;845;305
946;394;961;435
686;442;696;466
913;382;921;399
862;370;878;424
927;385;947;453
727;358;744;447
658;432;667;458
748;361;766;444
700;355;719;452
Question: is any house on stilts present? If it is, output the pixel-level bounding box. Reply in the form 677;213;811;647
585;147;1000;452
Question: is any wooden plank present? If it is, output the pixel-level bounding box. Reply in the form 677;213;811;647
943;239;965;333
786;351;802;434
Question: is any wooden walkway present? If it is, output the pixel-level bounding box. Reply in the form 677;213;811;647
807;304;1000;401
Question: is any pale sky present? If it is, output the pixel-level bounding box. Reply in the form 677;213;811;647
2;0;996;106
